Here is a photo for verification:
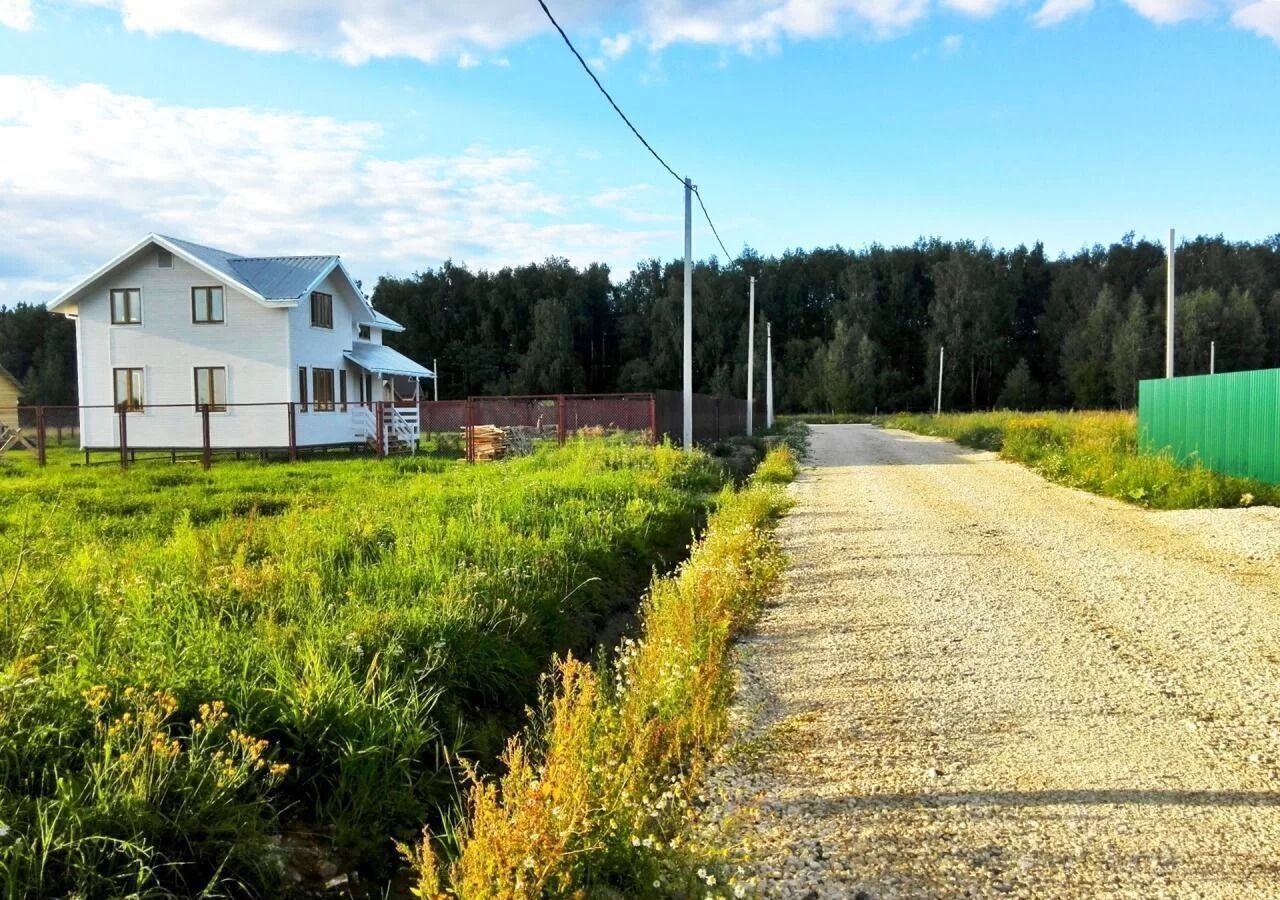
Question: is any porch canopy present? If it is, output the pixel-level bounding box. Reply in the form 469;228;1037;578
343;345;435;380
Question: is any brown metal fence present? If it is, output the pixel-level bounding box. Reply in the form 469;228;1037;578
653;390;765;444
417;400;468;435
462;394;656;462
5;391;761;470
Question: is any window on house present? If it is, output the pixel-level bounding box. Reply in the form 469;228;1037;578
313;368;335;412
192;287;225;324
193;367;227;412
357;324;371;340
113;368;144;412
310;292;333;329
110;289;142;325
298;367;309;412
339;371;348;412
158;248;173;268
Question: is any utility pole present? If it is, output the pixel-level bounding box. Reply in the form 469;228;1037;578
936;346;945;415
1210;341;1216;375
1166;228;1176;378
683;176;694;449
766;321;774;429
433;358;439;402
746;276;755;437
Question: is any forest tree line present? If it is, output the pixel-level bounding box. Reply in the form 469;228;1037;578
5;233;1279;412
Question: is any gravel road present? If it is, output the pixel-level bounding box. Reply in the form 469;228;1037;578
702;424;1280;899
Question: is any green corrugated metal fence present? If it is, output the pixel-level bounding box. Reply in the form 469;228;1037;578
1138;367;1280;484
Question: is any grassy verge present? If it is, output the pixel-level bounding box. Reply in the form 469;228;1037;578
407;445;800;898
881;411;1280;509
0;440;727;896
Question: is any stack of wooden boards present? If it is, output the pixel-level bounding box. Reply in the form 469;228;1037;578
469;424;508;461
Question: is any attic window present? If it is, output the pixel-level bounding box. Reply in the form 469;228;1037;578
358;324;371;340
310;292;333;329
157;248;173;268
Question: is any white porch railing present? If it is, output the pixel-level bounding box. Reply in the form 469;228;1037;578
385;405;419;455
352;405;377;442
351;404;420;454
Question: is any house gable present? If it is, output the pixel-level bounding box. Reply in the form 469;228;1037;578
72;248;292;417
49;235;271;316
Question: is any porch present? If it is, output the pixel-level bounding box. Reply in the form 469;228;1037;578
342;344;436;454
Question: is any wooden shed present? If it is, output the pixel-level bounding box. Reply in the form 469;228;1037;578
0;365;20;427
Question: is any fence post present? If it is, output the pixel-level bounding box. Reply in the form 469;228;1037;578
35;407;47;467
201;404;212;470
714;398;721;441
557;394;567;446
466;399;474;463
649;393;658;445
375;400;386;459
287;403;298;463
118;409;129;470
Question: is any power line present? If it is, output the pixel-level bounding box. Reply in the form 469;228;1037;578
694;186;734;265
536;0;681;185
536;0;739;266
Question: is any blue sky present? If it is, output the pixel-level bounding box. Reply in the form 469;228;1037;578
1;0;1277;306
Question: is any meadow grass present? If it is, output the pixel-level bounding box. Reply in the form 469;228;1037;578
0;439;728;897
882;410;1280;509
407;444;800;898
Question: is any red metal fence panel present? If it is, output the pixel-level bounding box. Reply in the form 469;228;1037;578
417;400;468;435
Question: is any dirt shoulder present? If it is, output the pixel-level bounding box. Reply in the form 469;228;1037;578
702;424;1280;899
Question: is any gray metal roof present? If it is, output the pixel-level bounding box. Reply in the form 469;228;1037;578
231;256;337;301
371;308;405;332
158;235;337;301
344;344;434;379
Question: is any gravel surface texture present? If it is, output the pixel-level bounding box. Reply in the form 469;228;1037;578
701;424;1280;899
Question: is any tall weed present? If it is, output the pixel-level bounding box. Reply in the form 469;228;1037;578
410;446;798;898
0;440;725;895
882;411;1279;509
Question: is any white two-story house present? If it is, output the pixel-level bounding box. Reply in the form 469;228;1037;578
48;234;434;453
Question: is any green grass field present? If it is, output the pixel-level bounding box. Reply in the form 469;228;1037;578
0;440;728;897
881;410;1280;509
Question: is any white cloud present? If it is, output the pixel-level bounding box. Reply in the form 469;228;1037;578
1122;0;1213;23
74;0;600;65
1030;0;1094;26
0;0;32;29
940;33;964;52
1232;0;1280;43
0;77;674;305
640;0;931;48
600;32;634;60
21;0;1278;66
589;184;653;205
941;0;1007;17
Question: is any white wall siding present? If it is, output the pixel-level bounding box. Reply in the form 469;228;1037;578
290;269;369;447
76;250;291;448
